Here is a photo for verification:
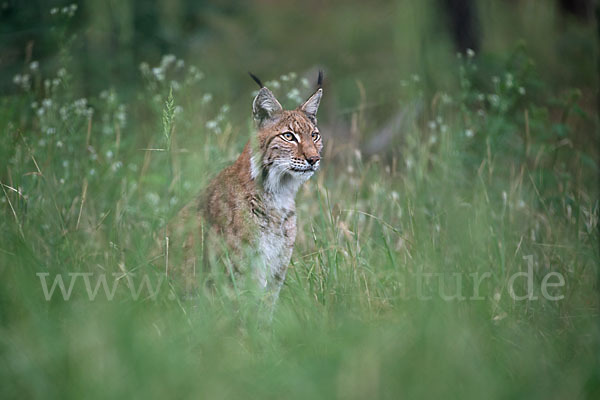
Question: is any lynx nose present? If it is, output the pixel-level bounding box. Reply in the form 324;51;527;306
306;155;320;166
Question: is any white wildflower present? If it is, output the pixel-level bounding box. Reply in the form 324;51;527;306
20;74;30;89
152;67;164;81
505;73;514;88
265;80;280;89
286;88;301;102
111;161;123;172
160;54;176;68
487;94;500;107
201;93;213;104
116;105;127;125
67;4;78;17
139;62;150;75
74;98;87;108
60;106;68;120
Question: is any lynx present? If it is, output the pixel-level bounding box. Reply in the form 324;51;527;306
165;71;324;302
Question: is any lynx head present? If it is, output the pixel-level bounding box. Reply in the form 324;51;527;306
249;71;324;195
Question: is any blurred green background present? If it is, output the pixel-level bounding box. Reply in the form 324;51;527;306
1;1;599;399
2;0;597;106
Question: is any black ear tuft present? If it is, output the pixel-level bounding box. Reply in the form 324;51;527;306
248;72;264;88
317;70;324;89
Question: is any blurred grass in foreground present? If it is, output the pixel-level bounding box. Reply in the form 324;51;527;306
1;2;599;399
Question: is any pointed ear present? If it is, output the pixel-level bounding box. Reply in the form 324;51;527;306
253;87;283;122
299;88;323;120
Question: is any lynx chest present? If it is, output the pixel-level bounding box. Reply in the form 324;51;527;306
252;195;297;289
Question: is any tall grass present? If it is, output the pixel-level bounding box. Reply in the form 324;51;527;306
1;18;599;400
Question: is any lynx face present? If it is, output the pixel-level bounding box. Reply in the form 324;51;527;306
251;83;323;194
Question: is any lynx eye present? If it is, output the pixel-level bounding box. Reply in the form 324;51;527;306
311;132;320;142
281;132;296;142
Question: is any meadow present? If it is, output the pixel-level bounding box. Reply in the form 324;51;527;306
1;2;599;399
